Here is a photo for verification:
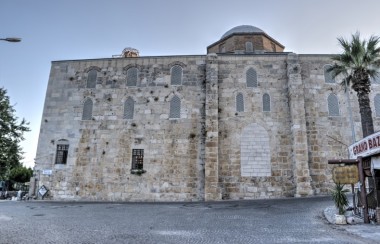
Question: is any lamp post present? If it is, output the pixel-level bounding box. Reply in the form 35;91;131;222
0;37;21;43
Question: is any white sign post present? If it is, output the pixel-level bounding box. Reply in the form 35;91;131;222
38;185;48;199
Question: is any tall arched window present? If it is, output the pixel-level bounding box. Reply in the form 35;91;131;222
55;139;69;164
82;98;93;120
324;65;335;83
375;94;380;117
171;65;183;85
87;69;97;88
246;68;257;87
263;93;271;112
124;97;135;119
169;95;181;118
245;42;253;52
236;93;244;112
328;94;340;116
126;67;138;87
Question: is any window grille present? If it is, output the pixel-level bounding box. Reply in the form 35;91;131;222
171;65;183;85
245;42;253;52
328;94;340;116
55;140;69;164
124;97;134;119
246;68;257;87
263;93;271;112
236;93;244;112
169;95;181;118
127;68;138;87
87;70;97;88
375;94;380;117
131;149;144;170
82;98;93;120
324;65;335;83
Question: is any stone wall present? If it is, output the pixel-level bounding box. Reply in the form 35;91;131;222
35;52;380;201
36;56;207;201
216;54;295;199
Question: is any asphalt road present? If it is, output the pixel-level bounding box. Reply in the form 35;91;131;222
0;196;371;244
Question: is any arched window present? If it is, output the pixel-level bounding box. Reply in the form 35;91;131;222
236;93;244;112
126;67;138;87
171;65;183;85
124;97;135;119
375;94;380;117
245;42;253;52
219;44;225;53
263;93;271;112
82;98;93;120
87;69;97;88
324;65;335;83
246;68;257;87
55;139;69;164
169;95;181;118
328;94;340;116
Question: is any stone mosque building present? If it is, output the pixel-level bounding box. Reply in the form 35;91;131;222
34;25;380;201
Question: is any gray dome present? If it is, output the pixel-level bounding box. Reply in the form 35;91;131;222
221;25;264;39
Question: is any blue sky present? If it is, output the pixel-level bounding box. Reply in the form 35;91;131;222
1;0;380;168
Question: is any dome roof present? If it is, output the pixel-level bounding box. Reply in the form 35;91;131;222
221;25;264;39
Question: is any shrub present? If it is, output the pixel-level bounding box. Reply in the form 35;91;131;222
331;183;349;215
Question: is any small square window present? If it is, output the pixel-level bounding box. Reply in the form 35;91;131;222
131;149;145;174
55;144;69;164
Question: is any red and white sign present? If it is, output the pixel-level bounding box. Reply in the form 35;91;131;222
349;131;380;159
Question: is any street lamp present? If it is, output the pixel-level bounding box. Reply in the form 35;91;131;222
0;37;21;43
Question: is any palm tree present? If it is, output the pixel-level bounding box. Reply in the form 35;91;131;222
328;32;380;137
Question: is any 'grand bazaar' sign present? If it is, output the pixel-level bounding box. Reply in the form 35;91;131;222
348;131;380;159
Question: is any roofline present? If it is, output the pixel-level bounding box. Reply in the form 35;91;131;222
50;53;338;63
298;54;337;57
207;32;285;50
215;52;292;57
51;54;207;63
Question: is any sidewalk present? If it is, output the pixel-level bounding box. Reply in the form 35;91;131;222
324;206;380;242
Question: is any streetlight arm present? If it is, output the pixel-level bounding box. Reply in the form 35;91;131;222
0;37;21;42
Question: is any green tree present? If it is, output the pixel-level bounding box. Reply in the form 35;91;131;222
0;87;30;180
328;32;380;137
8;166;33;183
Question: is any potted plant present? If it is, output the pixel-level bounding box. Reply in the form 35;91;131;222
331;183;349;224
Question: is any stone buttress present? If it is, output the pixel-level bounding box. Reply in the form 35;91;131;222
286;53;314;197
204;54;221;200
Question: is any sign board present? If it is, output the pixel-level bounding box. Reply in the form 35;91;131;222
38;185;48;198
42;169;52;175
332;165;359;184
348;131;380;159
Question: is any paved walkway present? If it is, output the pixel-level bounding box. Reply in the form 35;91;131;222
0;197;379;243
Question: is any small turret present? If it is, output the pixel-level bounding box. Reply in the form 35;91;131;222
113;47;140;58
